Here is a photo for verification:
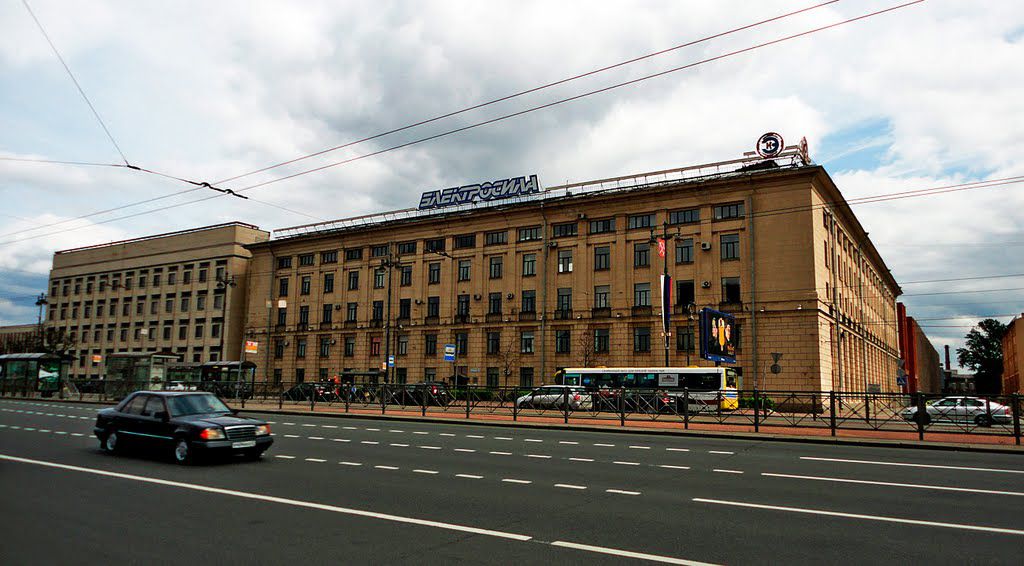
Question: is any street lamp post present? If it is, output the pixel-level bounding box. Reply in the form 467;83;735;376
650;222;680;367
35;293;47;351
216;274;236;365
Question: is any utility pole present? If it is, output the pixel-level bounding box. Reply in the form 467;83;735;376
216;273;236;363
651;222;677;367
35;293;47;351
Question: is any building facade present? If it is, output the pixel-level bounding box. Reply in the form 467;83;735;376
243;152;902;392
45;222;269;379
896;303;942;393
0;324;38;355
1002;314;1024;395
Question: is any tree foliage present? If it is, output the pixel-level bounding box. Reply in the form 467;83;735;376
956;319;1007;395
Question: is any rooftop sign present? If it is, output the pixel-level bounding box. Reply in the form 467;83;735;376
418;174;541;210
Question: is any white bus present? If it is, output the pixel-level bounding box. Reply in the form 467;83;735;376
555;367;739;412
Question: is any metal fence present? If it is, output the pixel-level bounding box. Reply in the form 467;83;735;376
5;379;1021;445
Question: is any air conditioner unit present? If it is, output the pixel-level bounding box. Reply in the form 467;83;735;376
414;299;423;305
700;242;712;251
547;241;558;248
701;281;711;289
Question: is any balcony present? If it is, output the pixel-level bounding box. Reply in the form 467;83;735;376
591;307;611;319
485;313;503;323
344;320;357;329
454;314;470;324
424;315;439;325
319;321;333;329
554;309;572;320
518;311;536;322
631;306;652;317
370;319;383;328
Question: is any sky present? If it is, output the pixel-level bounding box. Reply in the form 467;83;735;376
1;0;1022;370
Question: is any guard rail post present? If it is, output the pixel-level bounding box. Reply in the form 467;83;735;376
1013;394;1021;446
753;389;760;433
278;383;283;410
421;386;427;417
381;384;387;416
465;386;471;420
619;388;625;427
310;389;316;412
563;387;569;424
829;390;837;437
864;393;870;424
513;389;518;422
916;393;926;441
683;387;689;430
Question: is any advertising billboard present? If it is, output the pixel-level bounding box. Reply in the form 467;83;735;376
699;307;737;364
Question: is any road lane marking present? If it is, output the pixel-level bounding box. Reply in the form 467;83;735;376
709;451;734;455
559;441;578;445
502;479;532;484
440;433;456;437
343;426;357;430
413;469;439;475
613;461;640;466
283;434;300;438
629;446;651;450
413;431;429;435
666;448;690;452
374;465;399;470
308;436;325;440
555;484;587;490
799;457;1024;474
569;458;594;462
302;424;316;427
549;541;715;565
713;469;744;474
524;439;543;443
55;431;67;434
454;448;476;453
659;465;691;470
388;429;404;433
24;428;35;431
321;425;337;429
390;443;409;447
763;473;1024;497
281;421;295;425
71;433;84;437
527;454;552;459
606;489;641;496
466;434;484;439
305;458;327;463
594;443;615;447
339;461;362;466
332;438;351;443
275;455;296;459
456;474;483;479
11;426;21;430
494;437;513;440
419;445;442;450
360;441;379;445
365;428;380;431
489;451;512;456
39;429;50;433
693;497;1024;536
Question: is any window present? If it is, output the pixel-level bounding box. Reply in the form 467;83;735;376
669;208;700;225
168;272;177;285
521;290;536;313
183;271;192;284
721;234;740;260
555;329;570;353
594;285;610;309
196;295;206;311
277;307;287;326
594;246;610;270
713;202;744;220
272;369;282;384
589;218;615;234
520;331;534;354
455;332;468;355
371;244;389;258
344;336;356;356
347;271;359;290
149;301;158;315
346;303;357;322
278;277;289;297
321;250;338;264
676;327;694;351
485;231;507;245
296;338;307;358
277;257;292;269
372;301;384;321
519;367;534;387
319;336;331;357
487;331;501;354
518;226;542;242
486;367;500;388
374;268;385;289
634;283;651;306
138;275;147;288
299;305;310;326
457;294;470;316
628;213;654;229
295;368;305;383
274;340;285;359
428;262;441;284
427;296;440;318
634;243;650;267
557;249;573;273
397;241;417;255
488;293;502;315
634;327;651;352
152;274;161;287
345;248;363;261
425;334;437;355
323;273;334;294
425;238;445;253
198;270;207;283
136;301;144;315
556;288;572;313
454;234;476;249
177;326;186;340
399;299;411;320
322;304;333;324
424;367;437;381
194;324;204;339
489;256;503;279
397;334;409;355
522;254;536;276
676;280;695;306
458;260;471;281
722;277;741;303
676;238;694;264
180;296;190;312
552;222;577;238
371;337;382;356
301;276;311;295
399;266;412;286
595;328;610;353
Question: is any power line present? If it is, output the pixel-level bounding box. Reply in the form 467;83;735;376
0;156;126;167
901;273;1024;285
904;287;1024;297
22;0;129;165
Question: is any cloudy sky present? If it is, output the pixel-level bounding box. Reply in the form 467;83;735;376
1;0;1022;368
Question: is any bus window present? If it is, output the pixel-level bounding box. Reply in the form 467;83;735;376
564;373;581;386
685;372;720;391
638;373;657;388
622;373;637;387
725;370;738;388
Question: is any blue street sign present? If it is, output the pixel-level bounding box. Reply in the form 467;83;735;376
896;376;907;386
388;355;395;367
444;344;456;362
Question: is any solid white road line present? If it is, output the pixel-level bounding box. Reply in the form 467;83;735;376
1;456;537;542
549;541;717;566
275;455;296;459
799;456;1024;474
606;489;641;496
502;479;532;484
659;465;691;470
708;451;734;455
456;474;483;479
713;469;744;474
413;469;439;475
666;448;690;452
693;497;1024;536
763;473;1024;497
569;458;594;462
554;484;587;490
305;458;327;463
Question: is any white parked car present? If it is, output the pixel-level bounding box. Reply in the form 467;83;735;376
164;381;198;392
900;396;1012;427
516;385;592;410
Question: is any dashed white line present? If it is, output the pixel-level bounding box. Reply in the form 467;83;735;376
629;446;651;450
374;465;399;470
38;429;51;433
713;469;744;474
275;455;296;459
569;457;594;462
284;434;300;438
55;431;68;435
524;439;543;443
24;428;35;431
360;441;379;445
70;433;84;437
308;436;325;440
301;424;316;428
332;438;351;443
339;461;362;466
413;431;429;435
388;429;405;433
763;472;1024;497
466;435;484;439
494;437;513;441
594;443;615;447
666;448;690;452
527;454;552;459
419;445;442;450
454;448;476;453
659;465;691;470
489;451;512;456
606;489;641;496
305;458;327;463
456;474;483;479
555;484;587;490
390;443;409;447
799;456;1024;474
365;428;380;431
709;451;734;455
559;441;579;445
413;469;439;475
440;433;456;437
502;479;532;484
343;426;357;430
321;425;337;429
613;461;641;466
549;541;711;565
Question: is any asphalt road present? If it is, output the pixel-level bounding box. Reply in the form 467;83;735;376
2;398;1023;565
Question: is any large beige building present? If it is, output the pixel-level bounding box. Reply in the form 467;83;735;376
243;149;902;392
46;222;269;379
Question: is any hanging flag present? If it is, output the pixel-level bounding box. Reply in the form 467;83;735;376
660;273;672;335
657;238;666;258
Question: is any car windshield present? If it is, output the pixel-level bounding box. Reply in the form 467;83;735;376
166;394;231;416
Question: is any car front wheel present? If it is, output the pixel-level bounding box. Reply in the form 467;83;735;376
173;438;194;465
101;429;119;453
914;412;931;426
974;414;993;427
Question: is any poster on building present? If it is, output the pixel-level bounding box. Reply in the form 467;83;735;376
37;360;61;392
244;340;259;354
699;307;737;364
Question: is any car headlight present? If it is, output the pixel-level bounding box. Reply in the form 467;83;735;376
199;427;225;440
256;424;271;436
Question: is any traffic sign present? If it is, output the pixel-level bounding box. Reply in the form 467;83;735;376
444;344;456;362
245;340;259;354
896;376;907;386
388;355;395;367
770;364;781;374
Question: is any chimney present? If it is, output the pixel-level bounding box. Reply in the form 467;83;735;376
944;345;951;371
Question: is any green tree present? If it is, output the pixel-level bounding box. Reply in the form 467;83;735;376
956;319;1007;395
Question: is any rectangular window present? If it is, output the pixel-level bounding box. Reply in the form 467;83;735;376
300;276;311;295
277;257;292;269
398;299;411;320
487;331;501;354
589;218;615;234
322;304;333;324
555;329;570;354
557;249;573;273
347;271;359;290
295;368;305;383
457;294;470;316
425;238;445;253
371;244;389;258
197;270;207;284
296;338;307;358
346;303;357;322
323;273;335;294
321;250;338;264
634;243;650;267
454;234;476;249
713;202;744;220
196;295;206;311
299;254;315;267
489;256;503;279
457;260;471;281
399;266;412;286
428;262;441;284
278;277;289;296
519;367;534;387
522;254;536;276
676;238;694;264
594;246;610;270
374;269;385;289
628;213;654;229
634;327;651;352
168;272;177;285
520;331;534;354
177;326;186;340
179;297;189;312
676;327;694;352
517;226;542;242
153;274;161;287
397;335;408;356
319;336;331;357
425;334;437;355
136;301;144;315
634;283;651;307
427;296;440;318
345;248;363;261
556;288;572;313
521;290;536;313
594;285;610;309
488;293;502;315
676;280;695;306
344;336;356;356
486;367;499;388
372;301;384;321
370;337;381;356
722;277;741;303
721;233;740;260
274;340;285;359
397;241;417;255
455;332;468;356
299;305;310;325
138;275;147;288
669;208;700;225
552;222;577;238
595;328;610;353
149;301;158;315
277;307;287;326
485;231;507;246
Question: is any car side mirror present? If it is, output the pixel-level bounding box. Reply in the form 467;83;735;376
155;411;169;421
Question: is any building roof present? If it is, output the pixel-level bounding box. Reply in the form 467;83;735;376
54;222;265;255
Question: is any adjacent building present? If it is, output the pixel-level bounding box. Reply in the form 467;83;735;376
896;303;942;393
243;148;902;392
45;222;269;379
1002;313;1024;395
0;324;38;355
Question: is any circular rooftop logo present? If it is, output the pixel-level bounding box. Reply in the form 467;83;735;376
756;132;785;158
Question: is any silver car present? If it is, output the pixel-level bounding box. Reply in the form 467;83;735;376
901;396;1012;427
516;385;592;410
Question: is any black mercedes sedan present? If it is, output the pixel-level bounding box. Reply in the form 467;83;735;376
94;391;273;464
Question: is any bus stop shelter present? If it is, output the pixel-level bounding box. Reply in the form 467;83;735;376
0;353;71;398
104;351;180;398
